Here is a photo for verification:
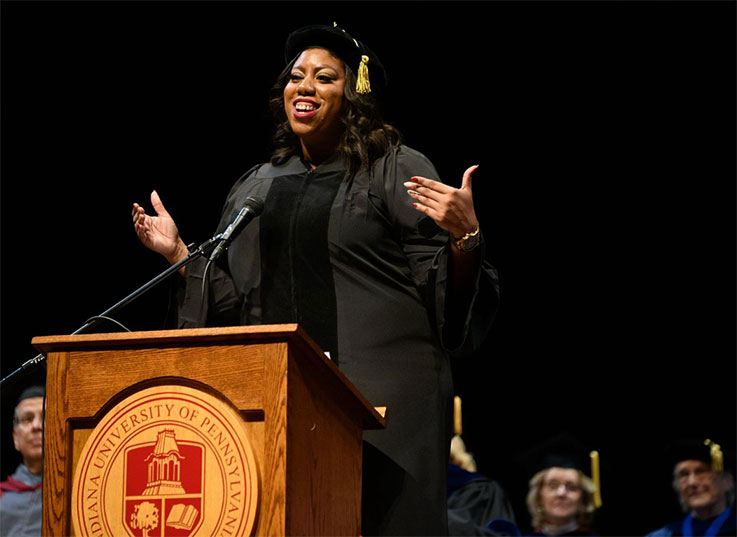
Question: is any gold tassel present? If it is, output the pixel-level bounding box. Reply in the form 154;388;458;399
590;450;602;508
356;54;371;94
705;439;724;473
453;396;462;436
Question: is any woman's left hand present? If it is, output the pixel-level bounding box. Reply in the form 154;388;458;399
404;164;480;241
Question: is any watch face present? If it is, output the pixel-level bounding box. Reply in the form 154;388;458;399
459;233;481;251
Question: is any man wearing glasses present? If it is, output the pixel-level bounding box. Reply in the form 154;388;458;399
0;385;44;536
647;438;735;537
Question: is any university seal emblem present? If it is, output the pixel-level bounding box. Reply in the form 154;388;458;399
71;385;259;536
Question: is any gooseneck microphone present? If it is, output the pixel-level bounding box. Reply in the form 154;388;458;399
209;196;265;262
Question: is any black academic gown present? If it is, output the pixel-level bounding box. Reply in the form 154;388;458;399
447;463;518;536
176;145;500;536
646;507;736;536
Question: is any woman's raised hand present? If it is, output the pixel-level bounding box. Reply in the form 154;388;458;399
404;164;480;242
132;190;189;265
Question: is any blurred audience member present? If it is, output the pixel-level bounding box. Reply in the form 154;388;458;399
447;396;519;536
0;384;45;537
522;433;601;536
646;438;735;537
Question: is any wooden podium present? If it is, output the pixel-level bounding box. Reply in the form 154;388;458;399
32;324;386;537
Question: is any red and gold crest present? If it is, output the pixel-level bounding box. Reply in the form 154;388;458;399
72;385;259;536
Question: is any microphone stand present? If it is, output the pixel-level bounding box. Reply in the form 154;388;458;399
0;234;224;388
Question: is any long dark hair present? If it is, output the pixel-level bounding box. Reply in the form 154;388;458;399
268;53;402;178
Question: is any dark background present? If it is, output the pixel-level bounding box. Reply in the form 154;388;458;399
1;1;734;535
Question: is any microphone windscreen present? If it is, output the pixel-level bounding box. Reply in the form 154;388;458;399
245;196;265;215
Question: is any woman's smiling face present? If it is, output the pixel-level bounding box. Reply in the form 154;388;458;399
540;467;583;526
284;47;346;157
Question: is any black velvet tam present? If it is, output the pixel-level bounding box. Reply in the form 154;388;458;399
284;23;388;92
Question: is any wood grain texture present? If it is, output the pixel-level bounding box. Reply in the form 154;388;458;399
42;351;71;536
34;325;385;536
285;348;363;536
260;342;289;536
34;325;387;430
63;344;265;418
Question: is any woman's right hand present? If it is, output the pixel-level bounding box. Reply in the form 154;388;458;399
132;190;189;266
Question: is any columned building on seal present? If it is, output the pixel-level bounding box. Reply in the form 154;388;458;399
142;429;186;495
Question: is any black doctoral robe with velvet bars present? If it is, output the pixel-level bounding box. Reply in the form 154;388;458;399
176;144;499;536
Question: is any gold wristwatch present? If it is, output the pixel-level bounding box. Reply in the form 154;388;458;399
454;224;481;252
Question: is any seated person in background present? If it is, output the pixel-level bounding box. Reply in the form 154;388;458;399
0;384;45;537
646;437;735;537
447;396;519;536
522;433;601;536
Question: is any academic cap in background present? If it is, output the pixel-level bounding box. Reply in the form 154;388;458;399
16;384;45;407
284;22;388;95
519;432;603;508
666;437;735;474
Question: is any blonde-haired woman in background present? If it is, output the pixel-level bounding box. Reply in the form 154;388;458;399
522;433;601;536
526;465;597;536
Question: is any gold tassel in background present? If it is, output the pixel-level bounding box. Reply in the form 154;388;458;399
590;450;602;508
705;439;724;473
454;395;462;436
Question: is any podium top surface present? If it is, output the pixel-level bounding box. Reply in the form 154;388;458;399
33;324;387;429
33;324;311;351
